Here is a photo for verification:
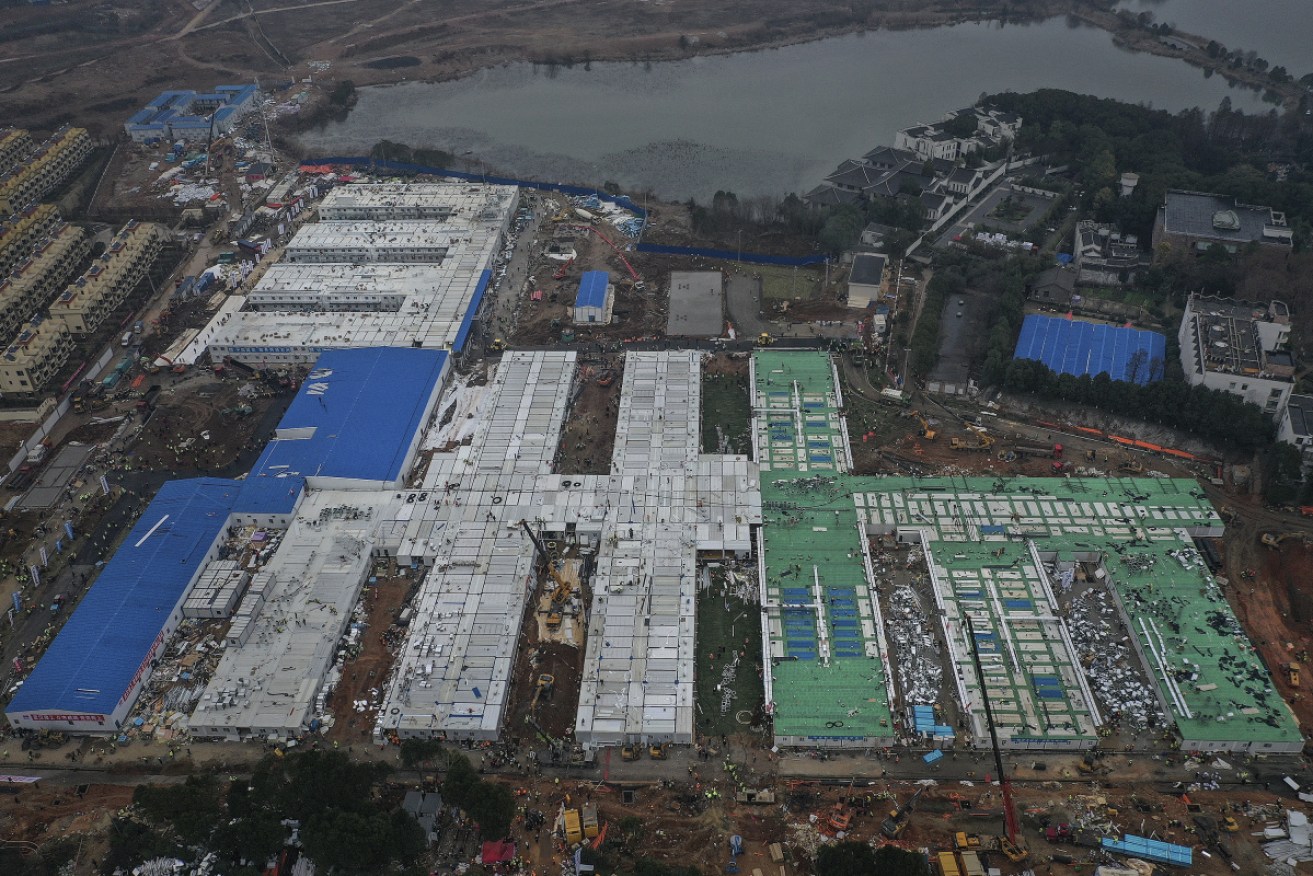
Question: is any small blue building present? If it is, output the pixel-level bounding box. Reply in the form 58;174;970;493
124;85;259;143
573;271;612;325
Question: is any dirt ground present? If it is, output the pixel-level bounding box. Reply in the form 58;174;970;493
554;366;620;474
0;781;134;847
128;380;280;473
325;571;415;745
505;558;588;741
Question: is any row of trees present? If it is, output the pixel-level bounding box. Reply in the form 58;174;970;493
998;358;1274;452
122;752;425;876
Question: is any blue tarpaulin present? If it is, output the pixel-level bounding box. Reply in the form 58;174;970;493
1013;314;1166;385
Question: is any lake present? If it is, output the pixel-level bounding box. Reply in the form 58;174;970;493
301;17;1273;202
1117;0;1313;76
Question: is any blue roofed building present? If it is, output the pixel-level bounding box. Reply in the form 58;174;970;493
1013;313;1166;385
573;271;612;325
124;84;259;143
247;347;450;489
5;479;246;732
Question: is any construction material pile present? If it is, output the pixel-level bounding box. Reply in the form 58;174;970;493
1064;586;1163;730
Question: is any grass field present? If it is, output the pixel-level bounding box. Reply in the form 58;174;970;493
756;264;824;302
701;373;752;454
695;565;764;738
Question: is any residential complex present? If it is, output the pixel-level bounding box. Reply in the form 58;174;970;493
0;222;89;341
0;316;73;396
0;129;33;176
0;127;92;213
1177;293;1294;415
1073;220;1144;287
1152;189;1293;257
124;85;260;143
0;204;61;277
50;220;164;334
1277;393;1313;461
893;106;1022;162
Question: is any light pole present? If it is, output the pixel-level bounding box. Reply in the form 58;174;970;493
736;229;742;263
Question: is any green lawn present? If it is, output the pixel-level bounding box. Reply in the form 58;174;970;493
756;264;825;302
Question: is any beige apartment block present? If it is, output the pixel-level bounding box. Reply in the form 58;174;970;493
0;204;60;277
0;317;73;395
51;220;162;335
0;223;89;340
0;129;33;177
0;127;93;213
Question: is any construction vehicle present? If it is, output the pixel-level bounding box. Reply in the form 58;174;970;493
1261;531;1310;549
553;258;575;280
827;802;854;833
596;368;616;388
735;788;776;805
620;744;641;761
757;332;773;346
490;338;506;352
544;561;576;630
136;384;162;412
563;808;584;844
581;802;599;839
880;787;924;838
530;674;555;712
950;426;994;452
957;850;985;876
954;832;994;852
1013;442;1062;459
648;742;669;759
1044;823;1073;843
936;851;961;876
727;835;744;874
1119;459;1145;474
967;615;1029;863
1285;662;1300;688
911;411;937;441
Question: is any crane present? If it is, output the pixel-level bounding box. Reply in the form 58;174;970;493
582;223;643;284
966;616;1028;863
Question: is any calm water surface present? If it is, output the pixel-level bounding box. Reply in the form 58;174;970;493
303;17;1274;201
1117;0;1312;75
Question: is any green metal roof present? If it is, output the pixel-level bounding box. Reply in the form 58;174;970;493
752;351;1302;749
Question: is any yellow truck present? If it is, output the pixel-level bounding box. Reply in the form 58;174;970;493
937;851;961;876
958;850;986;876
564;808;584;844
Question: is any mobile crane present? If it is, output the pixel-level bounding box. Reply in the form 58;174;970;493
967;616;1029;863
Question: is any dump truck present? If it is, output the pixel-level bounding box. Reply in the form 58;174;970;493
936;851;960;876
563;808;584;844
1013;442;1062;459
957;850;985;876
582;802;599;839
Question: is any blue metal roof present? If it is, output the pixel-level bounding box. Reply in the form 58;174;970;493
453;270;491;353
248;348;448;485
1101;834;1192;867
574;271;609;309
7;479;242;720
235;474;304;515
1013;314;1166;385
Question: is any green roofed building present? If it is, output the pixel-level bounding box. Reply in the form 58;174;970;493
752;350;1302;753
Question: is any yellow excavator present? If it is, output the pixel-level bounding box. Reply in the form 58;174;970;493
545;562;575;630
950;425;994;452
909;410;936;441
530;674;555;712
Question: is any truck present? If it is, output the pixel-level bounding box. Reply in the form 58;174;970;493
957;850;985;876
563;808;584;844
937;851;961;876
136;384;162;412
1013;443;1063;459
581;802;599;839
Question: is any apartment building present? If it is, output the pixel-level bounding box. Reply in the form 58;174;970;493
50;221;163;335
0;204;60;277
1178;293;1294;415
0;316;73;396
0;129;33;176
0;223;89;340
0;128;93;213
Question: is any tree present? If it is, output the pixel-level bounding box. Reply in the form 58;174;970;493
817;842;875;875
817;204;865;255
441;752;480;806
302;810;395;875
400;737;445;769
133;774;223;846
464;781;516;838
211;813;286;868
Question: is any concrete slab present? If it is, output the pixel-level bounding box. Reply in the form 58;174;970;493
20;443;94;510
